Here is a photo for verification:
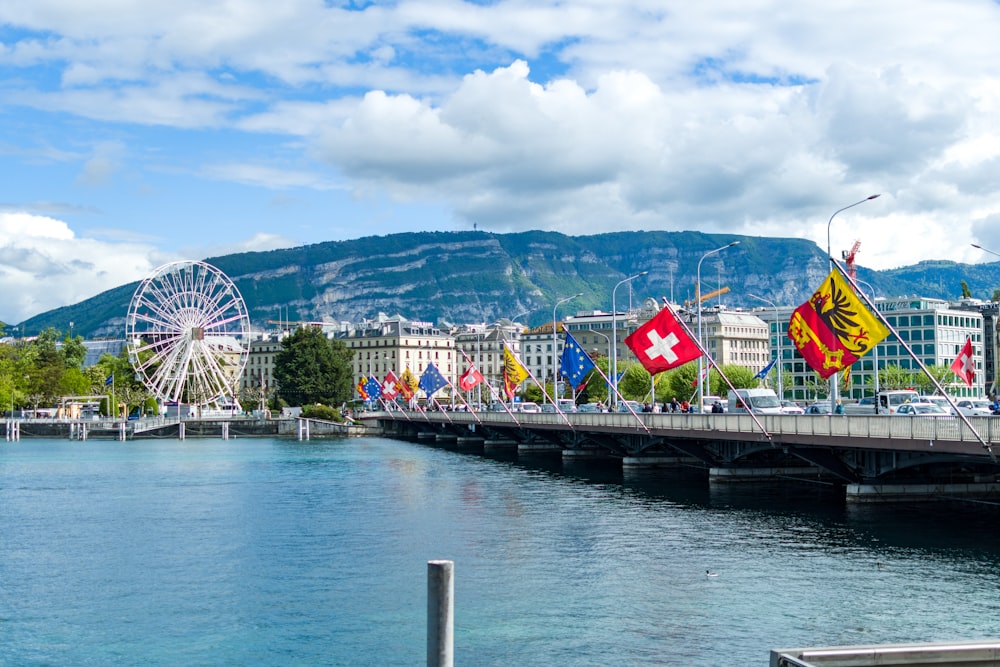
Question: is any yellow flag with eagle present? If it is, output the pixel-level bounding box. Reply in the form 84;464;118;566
787;269;889;379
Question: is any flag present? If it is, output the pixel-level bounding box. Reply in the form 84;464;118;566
459;365;485;391
754;357;777;380
691;366;709;388
364;376;382;401
104;374;114;387
560;332;596;390
418;363;448;397
951;337;975;387
356;377;369;400
382;371;400;400
398;368;416;400
624;305;700;375
503;345;529;398
787;269;889;380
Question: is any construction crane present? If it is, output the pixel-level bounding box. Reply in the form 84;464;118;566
683;286;730;309
842;240;861;281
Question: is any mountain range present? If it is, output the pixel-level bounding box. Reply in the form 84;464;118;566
17;230;1000;339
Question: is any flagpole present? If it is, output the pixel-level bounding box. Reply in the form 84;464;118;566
503;344;574;428
830;258;993;459
664;299;772;441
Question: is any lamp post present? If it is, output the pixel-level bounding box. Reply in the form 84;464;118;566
972;243;1000;259
611;272;648;410
826;194;880;405
856;279;880;411
748;293;782;400
697;242;739;412
551;293;582;403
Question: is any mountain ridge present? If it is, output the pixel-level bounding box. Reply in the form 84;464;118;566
17;230;1000;339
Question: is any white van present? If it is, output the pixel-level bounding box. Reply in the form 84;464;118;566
517;402;541;413
727;388;782;414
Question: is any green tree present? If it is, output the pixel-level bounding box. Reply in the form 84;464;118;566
273;328;354;406
914;364;957;395
961;280;972;298
664;361;698;403
877;363;919;391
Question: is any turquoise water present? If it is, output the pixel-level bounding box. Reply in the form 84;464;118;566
3;437;1000;666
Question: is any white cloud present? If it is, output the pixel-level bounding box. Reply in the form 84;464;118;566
0;212;176;324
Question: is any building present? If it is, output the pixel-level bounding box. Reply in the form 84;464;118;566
452;321;524;404
337;313;456;401
694;307;770;374
752;297;986;402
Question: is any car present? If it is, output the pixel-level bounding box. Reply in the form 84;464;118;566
539;403;557;413
954;399;993;416
894;402;949;417
517;402;541;413
805;402;833;415
576;402;601;413
780;400;805;415
618;400;643;413
917;395;956;414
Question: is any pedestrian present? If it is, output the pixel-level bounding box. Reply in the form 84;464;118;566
835;399;844;415
680;399;690;413
670;397;679;413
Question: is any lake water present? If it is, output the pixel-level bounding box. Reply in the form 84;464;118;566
3;436;1000;666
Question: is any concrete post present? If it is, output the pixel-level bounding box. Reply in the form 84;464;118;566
427;559;454;667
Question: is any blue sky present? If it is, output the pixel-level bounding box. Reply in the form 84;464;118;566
3;1;1000;324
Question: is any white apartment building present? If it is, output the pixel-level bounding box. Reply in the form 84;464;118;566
337;313;456;400
453;321;524;403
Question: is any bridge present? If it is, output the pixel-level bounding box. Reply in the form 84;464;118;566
365;410;1000;503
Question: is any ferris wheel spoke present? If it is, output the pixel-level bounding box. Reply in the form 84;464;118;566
127;260;249;408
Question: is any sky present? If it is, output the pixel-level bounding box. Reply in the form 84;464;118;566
4;1;1000;325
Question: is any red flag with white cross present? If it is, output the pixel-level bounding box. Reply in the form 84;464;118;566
624;305;701;375
950;337;975;387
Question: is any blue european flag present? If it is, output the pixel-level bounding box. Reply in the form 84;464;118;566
364;376;382;401
418;363;448;397
754;357;777;380
104;374;114;387
560;332;596;390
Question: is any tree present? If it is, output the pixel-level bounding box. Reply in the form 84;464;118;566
914;364;957;395
273;327;354;406
877;363;919;391
961;280;972;298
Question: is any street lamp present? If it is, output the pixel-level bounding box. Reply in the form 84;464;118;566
827;194;880;406
611;271;648;409
697;242;740;412
972;243;1000;259
551;293;582;404
748;293;782;400
856;279;880;412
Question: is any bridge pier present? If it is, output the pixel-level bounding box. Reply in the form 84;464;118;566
846;481;1000;503
563;448;617;462
623;455;701;470
483;439;516;452
517;442;562;456
709;466;824;482
455;437;484;451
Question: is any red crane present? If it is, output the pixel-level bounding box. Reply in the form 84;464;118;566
843;240;861;281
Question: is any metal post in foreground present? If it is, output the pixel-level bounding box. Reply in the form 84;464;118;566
427;559;454;667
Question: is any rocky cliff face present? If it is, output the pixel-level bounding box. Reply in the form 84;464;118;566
19;230;1000;339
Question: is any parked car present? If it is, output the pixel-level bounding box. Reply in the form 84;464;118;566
805;402;833;415
576;403;600;413
780;400;805;415
618;400;643;413
894;402;949;417
954;399;993;416
517;402;541;413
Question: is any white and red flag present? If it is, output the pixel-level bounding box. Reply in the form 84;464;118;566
382;371;401;399
459;365;485;391
624;305;701;375
950;337;975;387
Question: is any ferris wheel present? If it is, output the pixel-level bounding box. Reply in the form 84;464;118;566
126;260;250;407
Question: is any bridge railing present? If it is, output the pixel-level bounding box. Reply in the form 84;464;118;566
375;410;1000;445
